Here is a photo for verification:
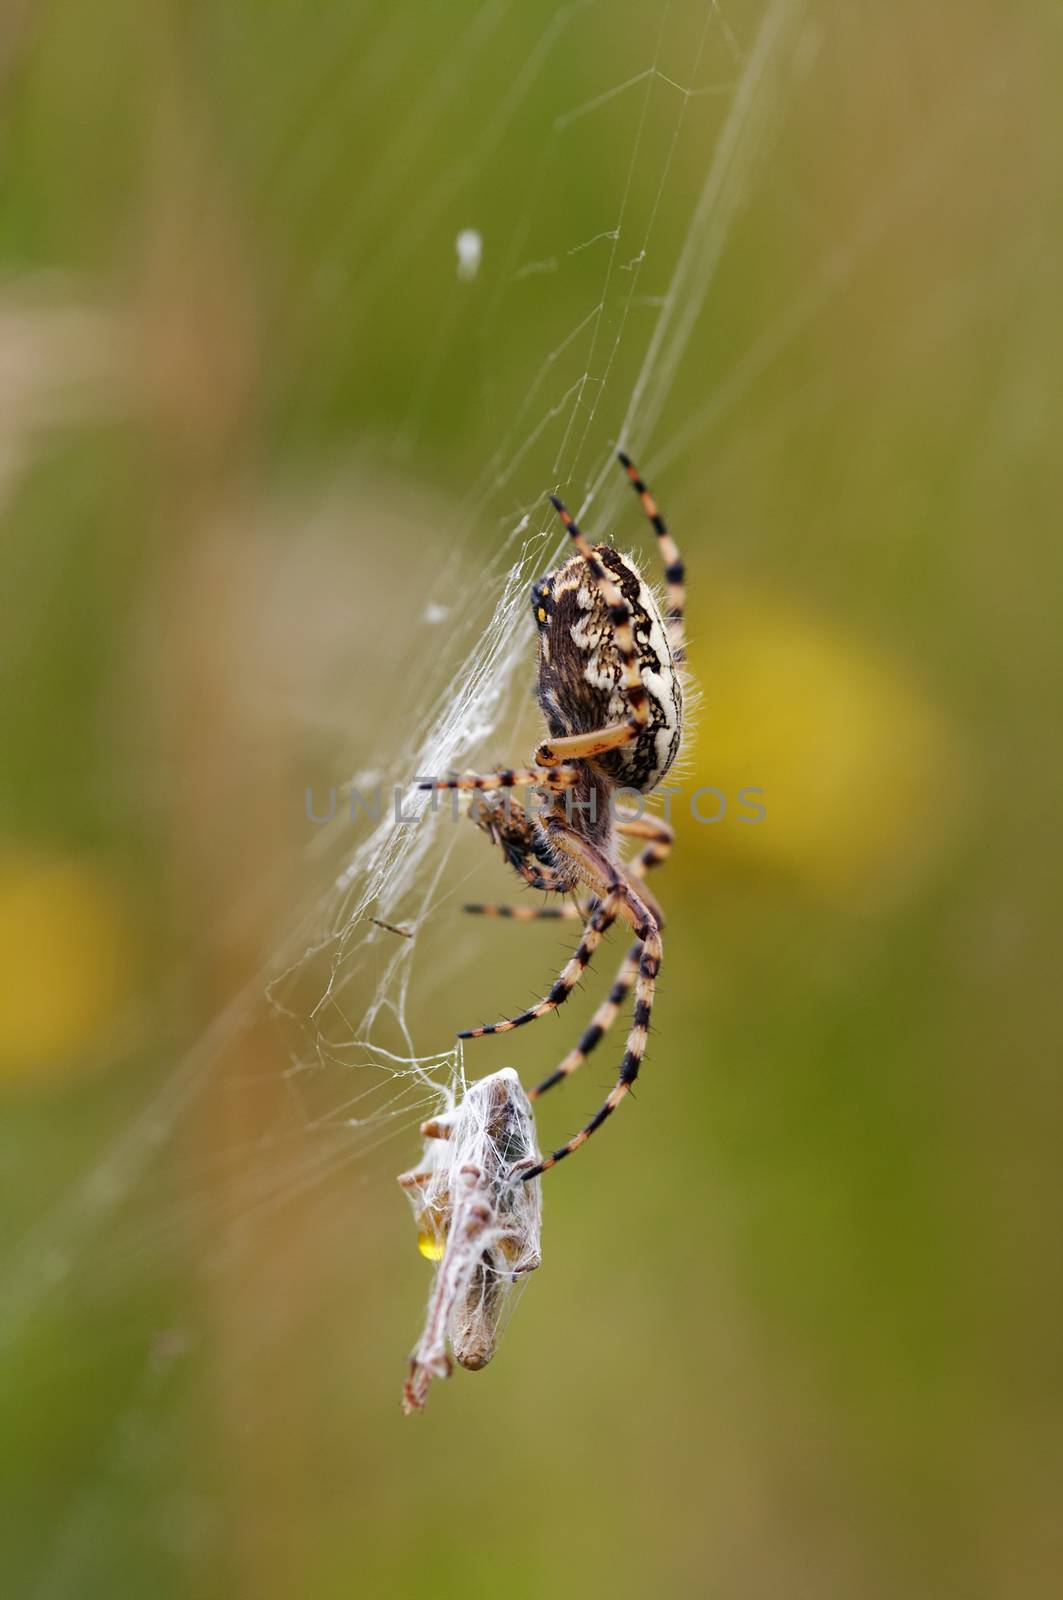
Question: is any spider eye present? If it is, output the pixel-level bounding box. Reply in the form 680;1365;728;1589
530;578;552;624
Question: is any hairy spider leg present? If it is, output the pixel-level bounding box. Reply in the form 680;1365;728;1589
464;791;576;895
462;902;587;921
618;450;686;664
618;813;674;919
617;811;676;854
519;813;662;1177
530;815;673;1098
533;493;651;767
457;890;622;1039
418;767;579;793
530;940;640;1098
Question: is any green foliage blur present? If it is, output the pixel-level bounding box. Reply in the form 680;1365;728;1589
2;2;1061;1597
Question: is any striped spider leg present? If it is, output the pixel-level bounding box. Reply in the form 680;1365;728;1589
529;812;673;1099
518;810;662;1175
618;449;686;664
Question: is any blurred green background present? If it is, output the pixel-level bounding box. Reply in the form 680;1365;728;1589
2;1;1062;1596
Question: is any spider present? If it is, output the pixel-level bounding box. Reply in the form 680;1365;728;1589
420;452;685;1178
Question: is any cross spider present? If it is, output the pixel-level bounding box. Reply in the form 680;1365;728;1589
421;453;685;1177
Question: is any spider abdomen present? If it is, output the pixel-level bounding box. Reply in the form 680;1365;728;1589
534;544;681;794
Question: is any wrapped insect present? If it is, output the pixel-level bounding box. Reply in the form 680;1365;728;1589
397;1068;543;1413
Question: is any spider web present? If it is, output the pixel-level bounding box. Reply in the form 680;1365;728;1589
2;0;808;1345
2;0;816;1573
4;0;1056;1589
268;0;801;1168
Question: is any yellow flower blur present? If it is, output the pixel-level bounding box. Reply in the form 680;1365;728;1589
0;850;132;1082
683;589;962;904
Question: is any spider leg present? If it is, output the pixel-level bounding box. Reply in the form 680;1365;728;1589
457;891;621;1039
462;791;580;896
618;450;685;664
619;858;664;933
616;812;676;851
519;814;662;1177
535;720;639;767
462;902;587;921
418;767;577;793
530;940;639;1098
538;811;655;935
617;813;674;927
530;815;673;1098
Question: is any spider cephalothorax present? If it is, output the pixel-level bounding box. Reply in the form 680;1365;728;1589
422;453;687;1176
